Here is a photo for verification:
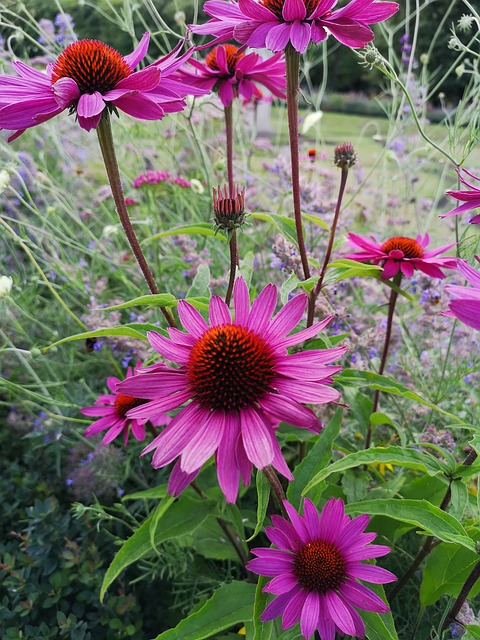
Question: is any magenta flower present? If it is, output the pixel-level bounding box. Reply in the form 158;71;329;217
179;44;286;106
0;33;207;140
81;364;169;447
442;168;480;224
191;0;399;54
247;498;396;640
443;258;480;331
344;233;456;280
118;277;346;503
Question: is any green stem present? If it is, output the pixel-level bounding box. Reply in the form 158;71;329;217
366;273;402;448
96;112;176;328
225;229;238;306
309;166;350;326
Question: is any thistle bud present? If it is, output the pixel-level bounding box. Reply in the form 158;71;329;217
334;143;356;169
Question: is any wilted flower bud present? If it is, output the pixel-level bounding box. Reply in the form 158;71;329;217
213;185;246;231
334;143;356;169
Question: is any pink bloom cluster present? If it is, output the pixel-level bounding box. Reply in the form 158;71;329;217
179;44;286;107
132;170;171;188
191;0;399;54
115;277;346;503
0;33;206;139
443;168;480;224
248;498;395;639
443;258;480;331
344;233;456;280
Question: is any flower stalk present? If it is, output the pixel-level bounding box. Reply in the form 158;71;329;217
262;465;288;519
366;272;402;448
96;112;176;328
285;44;314;322
223;104;240;305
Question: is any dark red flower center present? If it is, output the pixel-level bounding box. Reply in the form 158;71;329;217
186;324;276;411
114;394;148;419
294;540;346;593
51;40;132;94
261;0;321;19
205;44;243;74
380;237;424;259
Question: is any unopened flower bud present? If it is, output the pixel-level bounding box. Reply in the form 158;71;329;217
213;185;246;231
334;143;356;169
0;275;13;298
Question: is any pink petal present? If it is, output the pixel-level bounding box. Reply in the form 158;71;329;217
289;20;312;53
110;66;160;92
77;92;105;118
282;588;307;629
260;587;301;622
248;283;278;333
282;0;306;21
209;295;233;326
124;32;150;69
240;407;276;468
180;410;225;473
217;412;241;503
263;573;299;594
112;93;165;120
264;293;307;345
347;562;396;584
84;414;121;437
265;23;293;52
239;0;276;20
53;77;80;107
234;277;250;325
259;393;322;432
178;300;209;337
381;259;400;279
300;591;320;639
275;378;340;404
168;459;200;496
324;590;356;635
400;260;415;278
339;579;390;613
148;330;191;363
218;79;234;106
276;315;333;348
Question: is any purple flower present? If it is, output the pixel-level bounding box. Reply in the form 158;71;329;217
81;363;170;446
247;498;396;639
442;168;480;224
191;0;399;54
344;233;457;279
179;44;286;106
0;33;207;140
443;258;480;331
118;277;346;503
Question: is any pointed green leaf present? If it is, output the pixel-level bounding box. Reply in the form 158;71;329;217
44;324;148;350
144;223;227;243
100;495;214;601
252;576;274;640
337;370;465;423
345;499;475;550
303;446;448;495
287;408;343;506
251;212;299;246
153;581;256;640
96;293;176;311
247;471;271;542
363;585;398;640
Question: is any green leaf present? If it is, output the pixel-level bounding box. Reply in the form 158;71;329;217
144;223;227;244
252;576;273;640
238;251;254;287
247;471;271;542
327;258;383;280
44;324;148;351
122;484;168;501
345;499;475;550
302;212;329;231
192;516;240;561
338;369;465;423
100;495;214;601
251;212;299;246
450;480;469;520
153;581;256;640
96;293;176;311
150;495;175;552
280;273;301;305
342;469;370;503
362;584;398;640
187;263;211;298
185;296;210;311
303;446;448;495
465;625;480;640
287;407;343;507
420;535;480;606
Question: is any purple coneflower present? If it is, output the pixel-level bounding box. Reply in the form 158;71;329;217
118;277;346;503
247;498;396;640
179;44;286;106
0;33;205;139
443;258;480;331
81;364;169;447
442;168;480;224
344;233;456;279
191;0;399;54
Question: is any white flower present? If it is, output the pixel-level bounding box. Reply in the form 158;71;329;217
0;275;13;298
190;179;205;195
102;225;119;237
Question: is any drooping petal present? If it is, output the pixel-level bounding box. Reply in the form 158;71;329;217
124;32;150;69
